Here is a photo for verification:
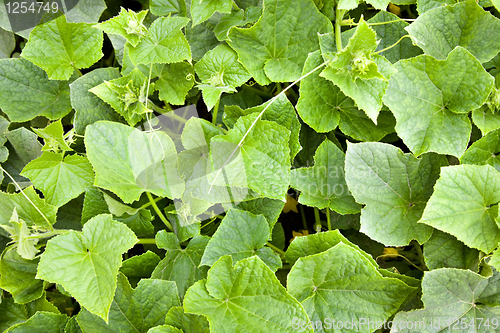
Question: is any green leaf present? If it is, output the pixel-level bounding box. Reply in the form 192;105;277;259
184;255;313;333
383;47;493;157
93;8;148;47
76;273;180;332
287;243;416;332
210;113;290;200
36;214;138;321
195;44;251;110
32;121;72;153
285;229;376;266
407;0;500;63
460;128;500;172
0;26;14;58
223;94;301;160
150;0;185;16
89;68;152;126
227;0;332;85
291;139;361;214
21;152;94;208
0;297;28;331
148;326;183;333
0;115;9;166
164;306;210;333
200;209;281;271
85;121;184;203
320;19;396;123
115;209;155;238
128;17;191;65
472;105;500;135
120;251;160;287
345;142;446;246
0;247;44;304
391;268;500;332
186;19;220;62
0;58;72;122
213;7;262;41
154;62;195;105
0;186;57;231
81;187;110;225
225;197;285;231
21;15;103;80
423;230;480;271
70;67;124;135
4;312;68;333
419;164;500;253
191;0;232;26
152;231;209;299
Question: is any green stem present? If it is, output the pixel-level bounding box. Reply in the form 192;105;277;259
139;196;163;210
243;84;274;98
148;100;187;124
25;229;70;240
137;238;157;245
212;98;221;125
326;207;332;231
232;0;240;10
275;82;283;94
73;66;82;77
314;207;321;229
335;8;346;52
299;204;308;231
266;242;286;257
146;192;173;231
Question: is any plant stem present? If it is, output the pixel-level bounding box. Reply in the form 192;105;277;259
374;35;412;55
146;192;173;231
266;242;286;257
275;82;282;94
243;84;274;98
314;207;321;228
299;204;308;231
335;8;346;52
212;98;221;125
139;196;163;209
326;207;332;230
137;238;157;245
25;229;70;240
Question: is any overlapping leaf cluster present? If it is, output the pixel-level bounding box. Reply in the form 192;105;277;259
1;0;500;331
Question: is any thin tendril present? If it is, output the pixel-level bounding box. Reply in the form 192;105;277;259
374;35;414;54
208;60;331;194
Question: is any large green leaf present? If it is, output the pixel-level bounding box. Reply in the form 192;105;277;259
184;255;313;333
77;273;180;332
0;297;28;331
224;197;285;231
0;26;14;58
21;15;103;80
0;58;72;122
407;0;500;63
120;250;160;287
194;44;251;110
345;142;446;246
209;113;290;200
0;247;44;304
164;306;210;333
128;17;191;65
227;0;332;84
0;186;57;231
287;243;416;333
423;230;480;271
200;209;281;271
460;128;500;172
36;214;138;321
419;164;500;253
70;67;124;135
320;19;396;123
383;47;493;157
191;0;232;26
85;121;184;203
151;231;209;299
291;139;361;214
21;152;94;207
392;268;500;332
4;312;67;333
285;229;376;266
223;94;301;160
472;105;500;135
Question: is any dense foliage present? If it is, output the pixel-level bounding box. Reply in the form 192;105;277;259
1;0;500;331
